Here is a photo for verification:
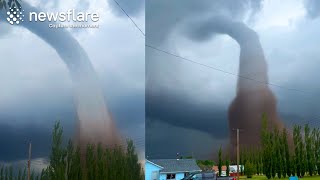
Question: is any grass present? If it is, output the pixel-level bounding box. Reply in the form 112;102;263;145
239;175;320;180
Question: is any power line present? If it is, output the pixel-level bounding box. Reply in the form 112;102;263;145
113;2;320;132
111;0;145;36
112;0;320;129
146;44;317;95
112;0;317;96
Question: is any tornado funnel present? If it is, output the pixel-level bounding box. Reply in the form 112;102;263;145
0;3;120;152
186;16;285;158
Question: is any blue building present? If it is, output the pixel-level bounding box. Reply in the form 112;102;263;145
145;159;201;180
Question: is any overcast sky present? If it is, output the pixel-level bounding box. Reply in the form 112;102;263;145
2;0;320;166
146;0;320;159
0;0;144;169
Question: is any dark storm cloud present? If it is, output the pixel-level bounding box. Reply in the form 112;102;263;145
145;0;264;98
107;0;144;17
146;0;263;46
107;90;145;129
145;0;320;158
0;123;51;161
0;0;144;163
146;0;264;143
304;0;320;19
0;89;143;161
146;120;228;160
146;91;228;139
0;103;76;162
146;90;230;159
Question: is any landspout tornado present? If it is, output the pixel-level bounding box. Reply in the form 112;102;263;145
187;16;285;158
0;3;119;152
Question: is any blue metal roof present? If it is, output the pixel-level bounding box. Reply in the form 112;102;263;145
149;159;201;173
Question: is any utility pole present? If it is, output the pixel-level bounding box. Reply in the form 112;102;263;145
28;142;32;180
237;129;239;180
232;128;243;180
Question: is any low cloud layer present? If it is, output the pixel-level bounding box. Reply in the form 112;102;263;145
146;91;228;138
146;0;262;47
0;123;52;161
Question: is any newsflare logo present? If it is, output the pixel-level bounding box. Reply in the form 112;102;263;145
7;6;24;25
1;0;100;28
0;0;24;25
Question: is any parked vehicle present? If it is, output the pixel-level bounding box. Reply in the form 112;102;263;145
181;171;235;180
181;171;216;180
220;171;227;177
219;178;235;180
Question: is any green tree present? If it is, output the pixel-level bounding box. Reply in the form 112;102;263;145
73;147;82;180
261;114;281;179
242;147;248;175
261;114;272;179
252;147;258;175
294;125;301;176
21;168;27;180
30;170;35;180
48;121;67;180
22;168;26;180
0;122;144;180
274;128;282;178
4;167;8;180
196;160;215;171
65;140;73;180
300;127;306;177
305;124;315;176
0;166;3;180
17;169;21;180
283;128;290;177
311;128;317;176
218;146;222;177
270;133;276;179
96;143;106;180
86;143;95;180
314;128;320;175
225;158;230;177
40;169;49;180
256;149;262;175
245;161;254;178
127;140;144;180
290;155;296;176
8;166;12;180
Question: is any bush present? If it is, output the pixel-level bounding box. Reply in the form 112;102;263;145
245;161;254;178
196;160;215;171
